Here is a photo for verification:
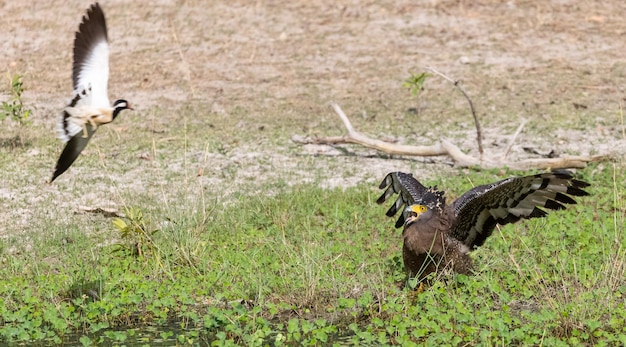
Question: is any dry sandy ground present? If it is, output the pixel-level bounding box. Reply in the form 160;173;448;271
1;0;625;236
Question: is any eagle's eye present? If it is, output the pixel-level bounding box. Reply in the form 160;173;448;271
410;204;427;215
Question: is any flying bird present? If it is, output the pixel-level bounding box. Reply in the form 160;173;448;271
377;171;590;282
51;3;132;183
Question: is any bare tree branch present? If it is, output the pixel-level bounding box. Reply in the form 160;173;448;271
426;66;484;156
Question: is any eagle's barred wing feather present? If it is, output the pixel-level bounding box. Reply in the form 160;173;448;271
451;170;590;248
377;172;445;228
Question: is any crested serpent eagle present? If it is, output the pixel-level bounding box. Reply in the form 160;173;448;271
377;171;590;281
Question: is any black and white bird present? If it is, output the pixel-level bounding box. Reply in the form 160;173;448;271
51;3;132;183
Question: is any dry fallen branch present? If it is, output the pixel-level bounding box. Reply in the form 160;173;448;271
292;103;607;170
321;103;448;156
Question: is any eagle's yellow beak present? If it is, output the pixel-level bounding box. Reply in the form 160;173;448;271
405;204;427;225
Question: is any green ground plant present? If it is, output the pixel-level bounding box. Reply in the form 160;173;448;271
0;73;31;146
403;72;430;97
112;207;159;257
0;163;623;345
403;71;430;115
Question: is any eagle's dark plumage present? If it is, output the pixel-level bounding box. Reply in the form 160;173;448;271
377;171;590;281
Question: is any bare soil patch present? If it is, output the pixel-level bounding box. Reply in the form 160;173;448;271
0;0;625;236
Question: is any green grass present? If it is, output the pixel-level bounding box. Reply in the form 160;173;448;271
0;163;624;345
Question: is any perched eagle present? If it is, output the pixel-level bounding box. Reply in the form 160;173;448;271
377;171;590;282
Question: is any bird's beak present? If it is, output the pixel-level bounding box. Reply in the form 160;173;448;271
405;213;418;226
404;205;425;226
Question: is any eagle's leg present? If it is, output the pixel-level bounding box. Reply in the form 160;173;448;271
417;282;425;293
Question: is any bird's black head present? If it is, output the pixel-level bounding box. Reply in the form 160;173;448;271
112;99;133;119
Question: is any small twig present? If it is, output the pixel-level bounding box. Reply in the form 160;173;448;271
508;251;525;279
169;17;196;98
503;119;527;160
426;66;484;156
619;101;625;140
331;102;355;134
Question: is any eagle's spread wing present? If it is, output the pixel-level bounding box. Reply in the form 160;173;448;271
451;170;590;248
377;172;446;228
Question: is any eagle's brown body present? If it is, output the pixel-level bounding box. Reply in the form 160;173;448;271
401;204;472;280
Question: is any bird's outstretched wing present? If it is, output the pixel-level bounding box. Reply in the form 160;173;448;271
451;170;590;248
51;125;97;183
72;2;110;108
52;3;111;182
377;172;446;228
57;3;111;143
